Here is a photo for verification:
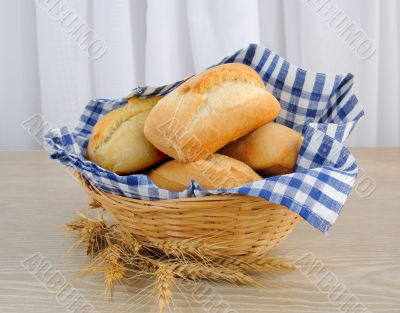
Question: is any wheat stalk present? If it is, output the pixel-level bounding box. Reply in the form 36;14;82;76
217;255;295;272
104;262;125;294
169;262;260;286
100;245;126;294
67;214;111;257
155;264;174;312
80;244;126;294
112;227;141;257
143;239;224;262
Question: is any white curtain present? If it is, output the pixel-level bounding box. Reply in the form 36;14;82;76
1;0;399;149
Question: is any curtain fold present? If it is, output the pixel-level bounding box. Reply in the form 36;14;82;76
187;0;260;72
1;0;399;148
0;0;41;149
145;0;194;86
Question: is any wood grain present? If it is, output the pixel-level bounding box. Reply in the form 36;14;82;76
0;149;399;313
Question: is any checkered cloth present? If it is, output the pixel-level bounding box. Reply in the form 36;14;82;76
44;44;364;233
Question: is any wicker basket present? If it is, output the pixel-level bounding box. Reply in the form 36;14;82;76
78;174;301;257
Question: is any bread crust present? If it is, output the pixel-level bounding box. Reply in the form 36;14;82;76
144;64;281;163
87;96;166;174
149;153;262;191
180;63;265;93
220;123;303;176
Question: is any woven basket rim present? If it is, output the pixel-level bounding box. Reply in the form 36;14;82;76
77;172;288;206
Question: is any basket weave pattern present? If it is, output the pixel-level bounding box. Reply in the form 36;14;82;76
78;174;301;257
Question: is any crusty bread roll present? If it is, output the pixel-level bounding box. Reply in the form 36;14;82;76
220;123;303;176
87;96;167;174
149;153;261;191
144;63;281;163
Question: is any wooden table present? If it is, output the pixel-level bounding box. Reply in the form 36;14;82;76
0;149;399;313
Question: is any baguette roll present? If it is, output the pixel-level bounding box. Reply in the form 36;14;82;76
149;153;261;191
220;123;303;176
87;96;167;174
144;63;281;163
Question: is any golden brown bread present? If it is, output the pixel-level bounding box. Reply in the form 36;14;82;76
87;96;167;174
149;153;262;191
143;63;281;163
219;123;303;176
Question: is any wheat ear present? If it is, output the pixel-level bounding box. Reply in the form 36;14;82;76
66;214;111;257
155;264;174;312
143;239;224;262
170;262;259;286
218;256;295;272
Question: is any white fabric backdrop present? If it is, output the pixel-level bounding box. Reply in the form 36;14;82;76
1;0;399;149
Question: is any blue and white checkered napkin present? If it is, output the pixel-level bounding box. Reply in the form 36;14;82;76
44;44;364;233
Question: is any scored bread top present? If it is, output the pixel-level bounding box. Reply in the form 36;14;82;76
88;96;161;153
180;63;265;94
149;153;262;191
86;96;166;174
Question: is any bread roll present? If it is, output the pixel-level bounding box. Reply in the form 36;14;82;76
144;63;281;163
149;153;261;191
87;96;167;174
220;123;303;176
